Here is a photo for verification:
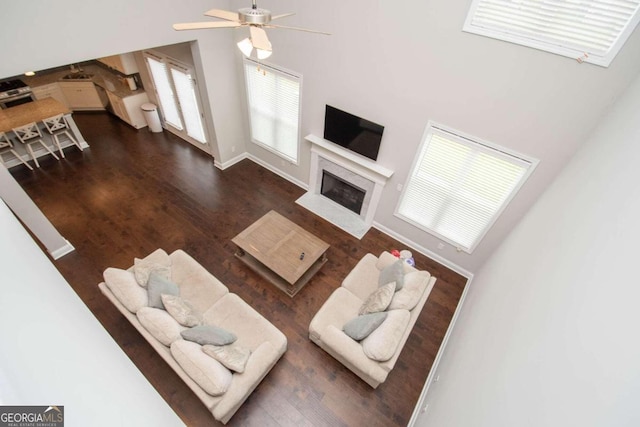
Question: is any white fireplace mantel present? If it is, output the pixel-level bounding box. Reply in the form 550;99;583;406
296;134;394;239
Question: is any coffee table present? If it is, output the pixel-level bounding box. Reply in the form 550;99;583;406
232;210;330;297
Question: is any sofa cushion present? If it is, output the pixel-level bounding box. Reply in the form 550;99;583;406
134;254;171;287
171;340;232;396
378;259;405;290
182;325;237;346
103;267;148;313
202;343;251;373
388;271;429;311
343;312;388;341
137;307;184;346
147;272;179;309
362;309;411;362
359;282;395;315
161;294;203;327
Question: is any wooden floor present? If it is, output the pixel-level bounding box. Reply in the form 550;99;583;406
11;113;467;427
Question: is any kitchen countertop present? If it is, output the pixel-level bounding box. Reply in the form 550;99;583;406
0;98;70;133
23;63;145;99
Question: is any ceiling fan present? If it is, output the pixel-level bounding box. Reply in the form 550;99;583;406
173;0;330;59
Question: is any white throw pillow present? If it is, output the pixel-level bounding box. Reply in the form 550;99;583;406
388;272;428;311
103;268;148;313
362;309;410;362
202;343;251;373
171;340;232;396
359;282;395;315
137;307;184;346
161;294;203;327
134;257;171;287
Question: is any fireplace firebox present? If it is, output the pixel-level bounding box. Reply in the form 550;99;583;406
321;170;366;214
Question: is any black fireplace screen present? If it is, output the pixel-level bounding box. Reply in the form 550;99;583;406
320;170;366;215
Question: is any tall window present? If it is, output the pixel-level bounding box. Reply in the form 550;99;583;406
463;0;640;67
144;51;207;145
396;123;536;253
243;59;301;163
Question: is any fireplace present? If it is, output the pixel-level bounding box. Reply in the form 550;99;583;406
321;170;366;214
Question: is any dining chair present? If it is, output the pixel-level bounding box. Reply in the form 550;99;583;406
41;114;84;158
12;122;59;168
0;131;34;170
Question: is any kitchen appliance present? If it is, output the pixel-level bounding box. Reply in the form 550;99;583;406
0;79;34;109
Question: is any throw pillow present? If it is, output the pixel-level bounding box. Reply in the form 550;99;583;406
181;325;237;346
147;272;179;309
103;267;148;313
359;282;395;315
171;340;232;396
202;344;252;374
137;307;184;346
378;259;406;290
362;309;411;362
388;272;428;311
134;257;171;287
343;312;388;341
161;294;202;327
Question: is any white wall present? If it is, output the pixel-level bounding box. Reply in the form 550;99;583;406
0;201;184;426
416;72;640;426
2;0;640;272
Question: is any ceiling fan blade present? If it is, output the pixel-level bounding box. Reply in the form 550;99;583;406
173;21;243;31
271;12;295;21
266;24;331;35
204;8;240;21
250;26;272;51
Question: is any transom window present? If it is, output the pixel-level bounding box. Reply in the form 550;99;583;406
395;123;537;253
243;59;302;164
463;0;640;67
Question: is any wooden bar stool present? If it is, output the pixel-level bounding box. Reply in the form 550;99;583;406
0;131;34;170
12;122;60;168
42;114;84;158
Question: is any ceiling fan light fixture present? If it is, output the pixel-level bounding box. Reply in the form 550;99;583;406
256;48;272;59
237;37;253;57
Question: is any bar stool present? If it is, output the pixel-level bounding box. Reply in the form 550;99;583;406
12;122;60;168
0;131;34;170
41;114;84;158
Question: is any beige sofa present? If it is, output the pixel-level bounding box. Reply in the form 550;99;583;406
98;249;287;424
309;251;436;388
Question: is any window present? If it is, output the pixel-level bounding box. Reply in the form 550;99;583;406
144;51;207;145
243;59;301;163
463;0;640;67
395;123;536;253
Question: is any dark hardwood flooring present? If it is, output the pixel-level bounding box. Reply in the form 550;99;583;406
11;112;467;426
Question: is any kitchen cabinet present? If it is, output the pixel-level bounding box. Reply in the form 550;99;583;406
58;81;105;111
97;53;139;75
31;83;68;107
107;91;149;129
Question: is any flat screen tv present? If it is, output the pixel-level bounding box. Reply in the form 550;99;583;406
323;105;384;161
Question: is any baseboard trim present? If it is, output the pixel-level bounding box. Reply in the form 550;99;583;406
215;153;248;170
50;240;75;260
246;154;308;190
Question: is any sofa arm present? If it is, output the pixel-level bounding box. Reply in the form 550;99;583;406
322;325;389;387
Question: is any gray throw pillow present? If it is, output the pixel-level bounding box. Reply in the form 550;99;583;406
378;259;406;290
147;272;179;309
343;312;388;341
181;325;237;346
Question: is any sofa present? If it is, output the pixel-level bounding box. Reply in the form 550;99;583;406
98;249;287;424
309;251;436;388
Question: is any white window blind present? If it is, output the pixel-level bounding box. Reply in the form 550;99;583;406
396;124;535;253
145;55;183;130
463;0;640;66
244;59;301;163
170;65;206;143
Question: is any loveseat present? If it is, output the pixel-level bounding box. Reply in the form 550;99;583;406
98;249;287;424
309;251;436;388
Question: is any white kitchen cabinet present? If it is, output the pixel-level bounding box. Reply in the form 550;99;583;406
97;53;139;75
31;83;68;107
59;81;105;111
107;91;150;129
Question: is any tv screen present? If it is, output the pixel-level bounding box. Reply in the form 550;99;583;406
323;105;384;161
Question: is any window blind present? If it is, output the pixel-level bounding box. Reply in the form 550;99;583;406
396;125;533;253
244;59;301;163
170;65;206;143
464;0;640;66
145;55;183;130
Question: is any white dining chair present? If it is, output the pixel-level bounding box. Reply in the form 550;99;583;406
12;122;60;168
41;114;84;158
0;131;34;170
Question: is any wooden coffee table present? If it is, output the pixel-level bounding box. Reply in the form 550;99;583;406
232;210;330;297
